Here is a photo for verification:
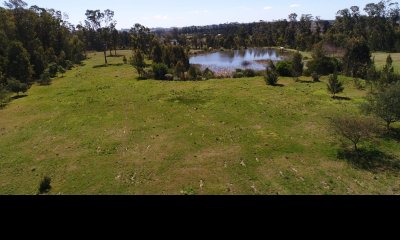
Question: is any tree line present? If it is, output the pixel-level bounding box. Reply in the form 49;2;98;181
162;0;400;53
1;0;400;99
0;0;85;102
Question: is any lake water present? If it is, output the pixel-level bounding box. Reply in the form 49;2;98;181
189;48;283;73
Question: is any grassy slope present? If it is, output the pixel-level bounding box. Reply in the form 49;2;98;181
0;50;399;195
372;52;400;73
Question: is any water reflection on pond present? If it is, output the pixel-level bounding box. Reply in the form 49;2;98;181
189;48;283;73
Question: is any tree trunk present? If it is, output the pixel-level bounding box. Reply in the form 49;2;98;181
387;121;391;132
104;50;107;65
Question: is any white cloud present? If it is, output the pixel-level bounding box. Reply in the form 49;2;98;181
264;6;273;10
290;4;301;8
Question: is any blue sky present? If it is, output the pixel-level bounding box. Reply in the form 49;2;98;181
22;0;376;28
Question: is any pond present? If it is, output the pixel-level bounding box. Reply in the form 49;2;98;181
189;48;283;74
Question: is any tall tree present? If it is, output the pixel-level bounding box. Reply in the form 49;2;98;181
3;0;27;9
130;23;153;55
85;9;116;64
343;38;371;78
291;51;303;77
130;50;146;78
7;41;33;83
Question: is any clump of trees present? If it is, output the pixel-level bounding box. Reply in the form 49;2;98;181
0;0;85;99
305;45;340;76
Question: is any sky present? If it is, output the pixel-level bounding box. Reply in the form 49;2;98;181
21;0;377;28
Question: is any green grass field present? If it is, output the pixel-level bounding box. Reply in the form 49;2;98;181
372;52;400;73
0;50;399;195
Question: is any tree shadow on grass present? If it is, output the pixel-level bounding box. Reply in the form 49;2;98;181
107;54;125;58
93;63;124;68
381;128;400;142
0;102;7;109
297;79;317;84
271;83;285;87
333;96;352;101
337;148;400;173
11;94;28;100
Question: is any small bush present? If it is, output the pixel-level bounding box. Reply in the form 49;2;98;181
140;68;153;80
276;61;293;77
123;56;127;64
152;63;169;80
38;176;52;194
0;84;9;105
353;78;364;90
48;63;58;78
243;69;256;77
312;72;320;82
7;78;28;95
188;65;202;80
233;71;244;78
303;68;312;77
307;57;339;76
39;70;52;85
58;66;66;77
265;70;279;86
64;60;73;70
330;115;379;152
203;68;215;80
327;73;344;98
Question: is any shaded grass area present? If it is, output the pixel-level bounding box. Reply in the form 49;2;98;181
337;148;400;174
0;50;399;195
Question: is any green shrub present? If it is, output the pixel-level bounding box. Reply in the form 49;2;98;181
0;84;8;105
312;72;320;82
243;69;256;77
38;176;51;194
307;57;340;76
58;66;66;77
123;56;127;64
64;60;73;70
327;73;344;98
233;71;244;78
48;63;58;78
276;61;293;77
39;70;51;85
188;65;202;80
143;68;154;80
353;78;364;90
7;78;28;95
152;63;169;80
203;68;215;80
265;69;279;86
